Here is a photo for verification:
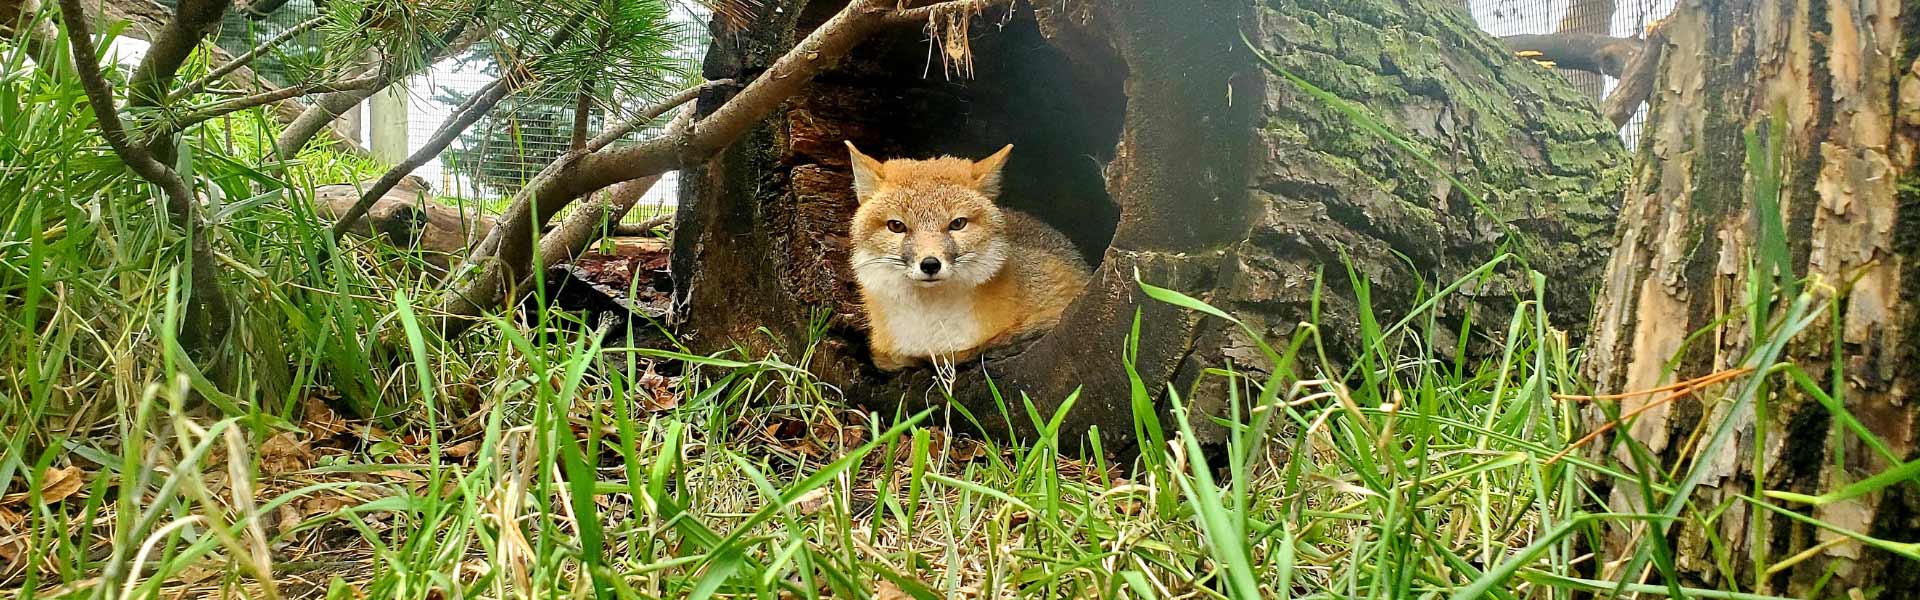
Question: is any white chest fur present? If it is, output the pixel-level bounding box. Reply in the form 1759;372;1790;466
865;284;989;358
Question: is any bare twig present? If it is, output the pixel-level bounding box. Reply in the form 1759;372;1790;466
275;85;378;156
170;15;328;102
572;87;593;151
236;0;293;19
571;28;613;152
883;0;1013;25
584;79;728;153
1543;367;1753;466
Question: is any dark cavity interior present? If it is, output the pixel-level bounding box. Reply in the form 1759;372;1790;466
799;3;1126;265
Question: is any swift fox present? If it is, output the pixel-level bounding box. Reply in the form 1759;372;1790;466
845;142;1090;371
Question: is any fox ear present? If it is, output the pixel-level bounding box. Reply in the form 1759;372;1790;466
972;144;1013;198
845;141;885;203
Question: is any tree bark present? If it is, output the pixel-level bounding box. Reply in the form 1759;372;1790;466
673;0;1626;446
1581;0;1918;595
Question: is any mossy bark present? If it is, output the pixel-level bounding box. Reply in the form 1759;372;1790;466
1580;0;1919;596
674;0;1624;446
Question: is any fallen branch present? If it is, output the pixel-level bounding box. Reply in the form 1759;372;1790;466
1501;33;1641;77
2;0;59;66
532;175;661;281
1599;27;1667;128
314;175;495;274
610;215;671;237
330;77;512;240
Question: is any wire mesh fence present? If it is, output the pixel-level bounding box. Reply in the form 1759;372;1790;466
197;1;1670;215
402;4;711;219
1468;0;1679;146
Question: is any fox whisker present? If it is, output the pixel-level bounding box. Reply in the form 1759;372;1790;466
855;256;909;269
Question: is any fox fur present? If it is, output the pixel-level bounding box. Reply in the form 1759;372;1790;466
845;142;1090;371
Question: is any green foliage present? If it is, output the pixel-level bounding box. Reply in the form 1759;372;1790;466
205;0;332;87
3;6;1913;600
426;0;687;194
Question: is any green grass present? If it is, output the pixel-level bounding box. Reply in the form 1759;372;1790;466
4;17;1915;600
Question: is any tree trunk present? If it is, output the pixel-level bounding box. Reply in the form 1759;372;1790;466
1581;0;1918;595
674;0;1625;446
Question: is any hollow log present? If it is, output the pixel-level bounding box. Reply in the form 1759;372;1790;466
673;0;1626;447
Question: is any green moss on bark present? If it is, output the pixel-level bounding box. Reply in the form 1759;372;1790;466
1227;0;1626;359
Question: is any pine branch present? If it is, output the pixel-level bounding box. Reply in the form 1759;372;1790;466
169;74;383;130
126;0;228;108
330;16;588;239
170;14;328;102
58;0;192;213
274;19;485;157
57;0;234;359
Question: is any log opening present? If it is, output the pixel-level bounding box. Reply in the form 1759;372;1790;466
677;0;1130;372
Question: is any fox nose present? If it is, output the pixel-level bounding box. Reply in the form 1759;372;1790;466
918;257;943;275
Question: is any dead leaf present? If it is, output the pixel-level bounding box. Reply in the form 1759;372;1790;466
793;487;831;515
302;396;350;437
2;466;84;506
442;440;481;458
875;580;910;600
304;495;348;517
946;436;987;463
0;536;25;571
259;432;314;475
638;364;680;412
811;422;867;450
275;504;304;534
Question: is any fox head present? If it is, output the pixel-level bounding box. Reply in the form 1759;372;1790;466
846;142;1014;290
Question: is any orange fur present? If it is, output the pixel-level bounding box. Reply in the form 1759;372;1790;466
844;142;1090;371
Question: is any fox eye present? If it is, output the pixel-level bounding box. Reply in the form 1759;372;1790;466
886;220;907;234
948;217;968;231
